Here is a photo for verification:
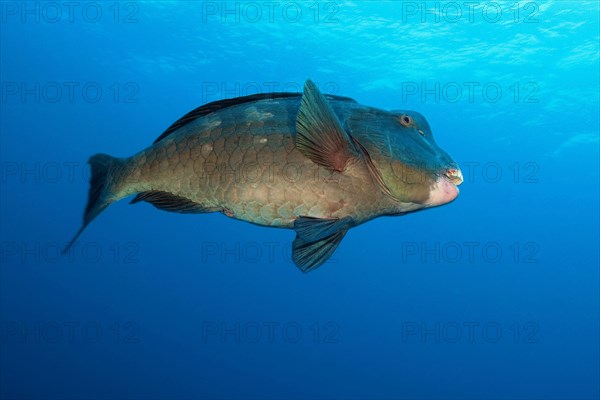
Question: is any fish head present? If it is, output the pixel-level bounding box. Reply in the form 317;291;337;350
350;109;462;209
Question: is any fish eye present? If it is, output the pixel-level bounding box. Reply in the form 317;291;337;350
399;115;413;127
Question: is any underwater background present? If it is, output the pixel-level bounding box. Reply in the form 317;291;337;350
1;1;598;399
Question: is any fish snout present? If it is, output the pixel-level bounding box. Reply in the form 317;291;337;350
445;168;463;186
426;166;463;207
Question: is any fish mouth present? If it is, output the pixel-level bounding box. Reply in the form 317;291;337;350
426;167;463;207
444;168;463;186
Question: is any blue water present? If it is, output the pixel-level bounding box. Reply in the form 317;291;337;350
1;1;599;399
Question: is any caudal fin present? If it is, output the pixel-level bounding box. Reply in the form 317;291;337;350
63;153;123;253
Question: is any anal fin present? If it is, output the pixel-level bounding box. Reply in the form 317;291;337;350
130;190;216;214
292;216;354;273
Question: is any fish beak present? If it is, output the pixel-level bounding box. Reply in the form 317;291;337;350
445;168;463;186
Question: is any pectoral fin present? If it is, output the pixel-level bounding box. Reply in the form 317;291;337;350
292;216;354;273
295;80;358;171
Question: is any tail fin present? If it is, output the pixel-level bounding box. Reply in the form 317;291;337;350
63;154;122;253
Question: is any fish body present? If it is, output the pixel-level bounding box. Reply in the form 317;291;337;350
68;80;463;272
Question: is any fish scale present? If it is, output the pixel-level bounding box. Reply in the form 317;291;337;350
126;100;380;227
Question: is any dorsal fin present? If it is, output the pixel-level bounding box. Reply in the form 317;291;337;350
153;91;357;144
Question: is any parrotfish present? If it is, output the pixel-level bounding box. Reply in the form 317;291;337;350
66;80;463;272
